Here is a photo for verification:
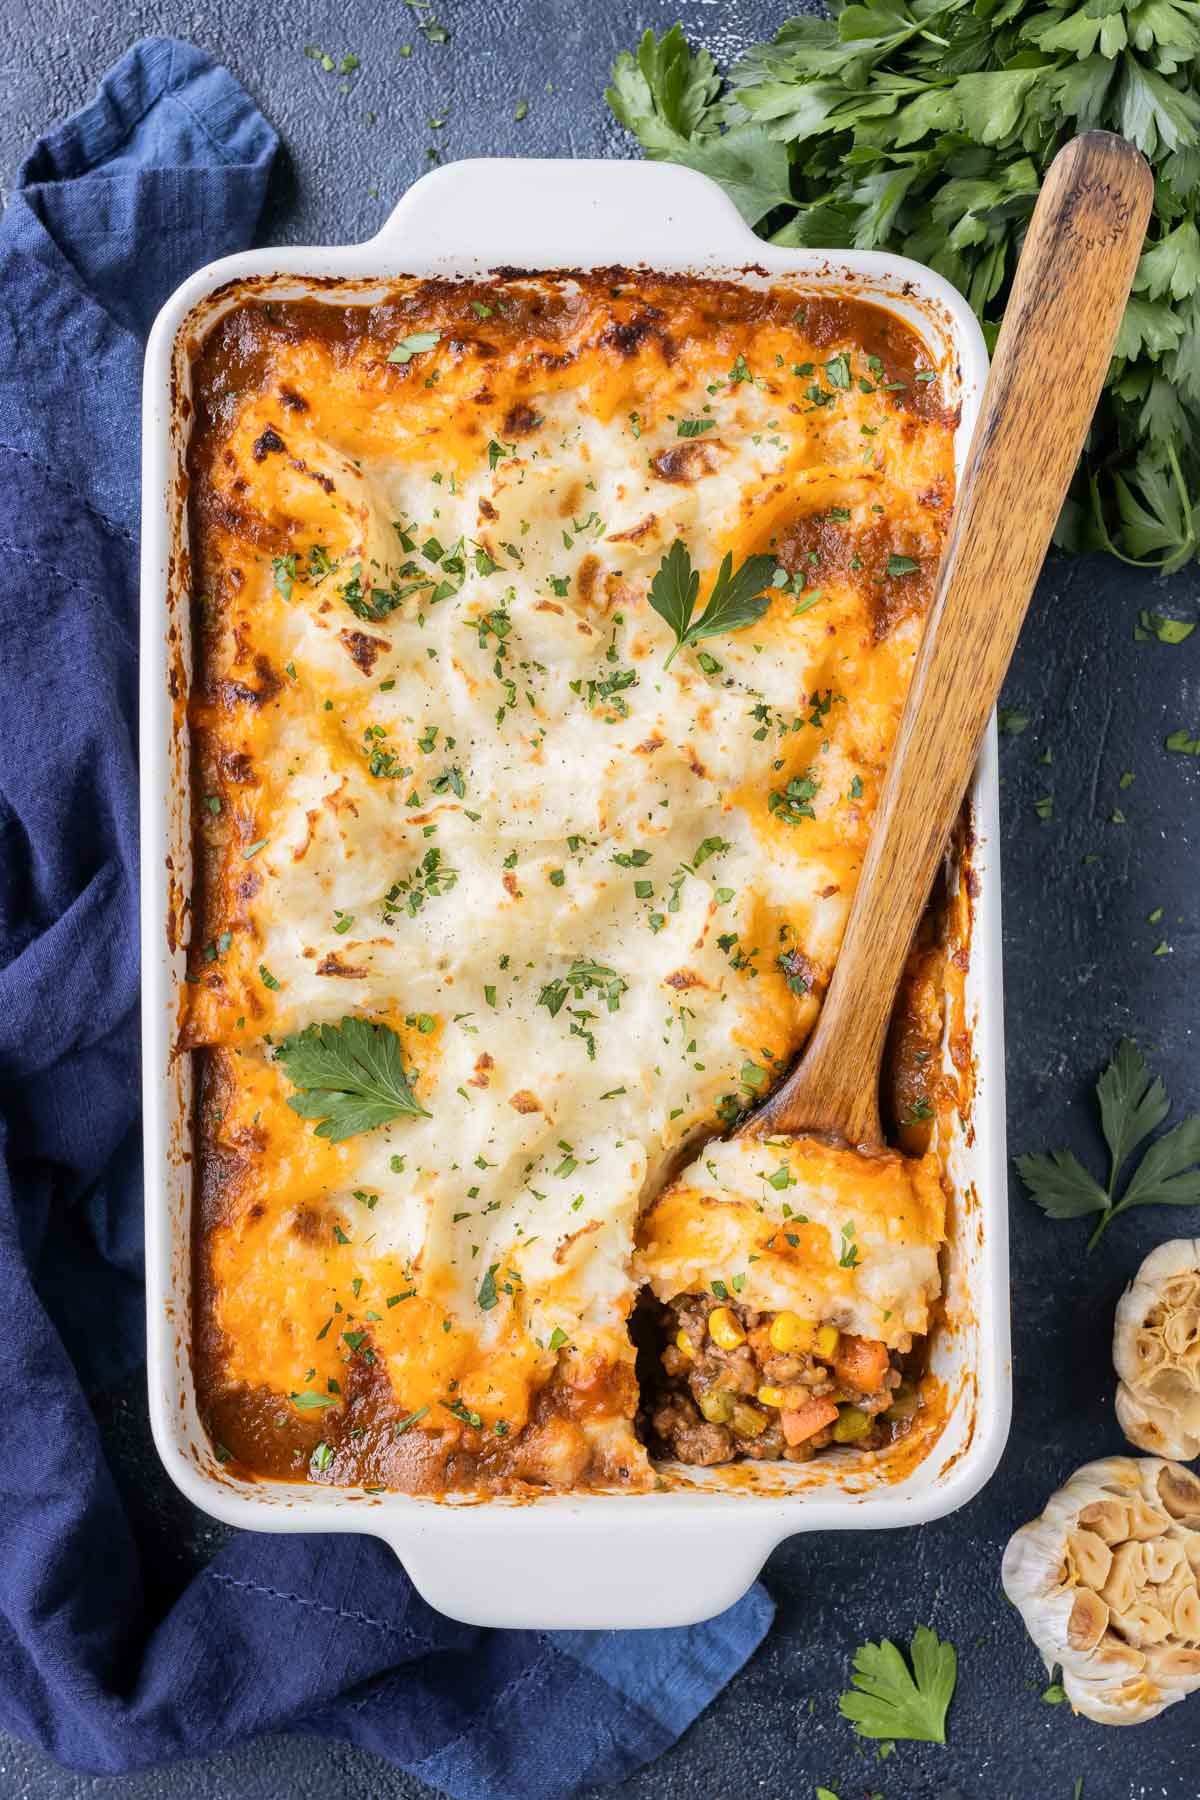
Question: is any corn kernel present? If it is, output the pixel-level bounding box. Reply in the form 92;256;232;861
730;1401;768;1437
832;1405;871;1444
708;1306;746;1350
675;1329;694;1359
756;1385;786;1408
815;1324;840;1361
698;1389;734;1425
768;1311;816;1354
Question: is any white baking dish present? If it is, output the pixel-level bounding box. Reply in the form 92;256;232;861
140;157;1010;1630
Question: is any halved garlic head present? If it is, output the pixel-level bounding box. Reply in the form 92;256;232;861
1114;1238;1200;1460
1002;1456;1200;1724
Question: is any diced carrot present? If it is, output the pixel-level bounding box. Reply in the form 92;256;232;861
833;1334;891;1394
779;1397;840;1446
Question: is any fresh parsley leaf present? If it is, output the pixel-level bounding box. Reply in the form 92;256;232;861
649;539;775;668
1097;1036;1169;1185
1014;1148;1109;1221
276;1016;430;1142
607;23;1200;571
606;28;793;227
1016;1037;1200;1249
387;329;441;364
839;1625;957;1744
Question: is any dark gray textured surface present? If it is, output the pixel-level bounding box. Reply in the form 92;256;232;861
2;2;1199;1796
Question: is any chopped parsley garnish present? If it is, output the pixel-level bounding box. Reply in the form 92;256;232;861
441;1398;483;1429
478;1263;500;1310
430;765;466;798
538;959;627;1017
768;772;819;826
387;329;441;364
395;1405;430;1436
382;847;457;920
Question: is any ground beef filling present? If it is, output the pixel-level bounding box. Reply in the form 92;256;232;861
643;1293;916;1465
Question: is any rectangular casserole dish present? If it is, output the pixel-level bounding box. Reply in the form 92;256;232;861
140;156;1011;1630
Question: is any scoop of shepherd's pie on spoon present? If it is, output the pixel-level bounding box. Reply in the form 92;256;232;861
636;1134;944;1463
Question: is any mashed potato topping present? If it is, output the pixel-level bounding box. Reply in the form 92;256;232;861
184;273;957;1491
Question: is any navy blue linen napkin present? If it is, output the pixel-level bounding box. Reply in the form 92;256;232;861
0;37;772;1797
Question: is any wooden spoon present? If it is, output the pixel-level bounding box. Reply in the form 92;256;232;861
745;130;1153;1150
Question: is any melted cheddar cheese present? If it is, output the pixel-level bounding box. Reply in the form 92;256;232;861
185;274;957;1493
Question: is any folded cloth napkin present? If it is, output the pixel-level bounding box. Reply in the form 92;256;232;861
0;37;772;1798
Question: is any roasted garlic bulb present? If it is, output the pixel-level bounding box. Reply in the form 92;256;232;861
1001;1456;1200;1724
1114;1239;1200;1461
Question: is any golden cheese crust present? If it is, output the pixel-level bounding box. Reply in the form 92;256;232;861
184;273;958;1493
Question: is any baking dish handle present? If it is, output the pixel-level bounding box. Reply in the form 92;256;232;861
366;157;761;271
379;1514;778;1631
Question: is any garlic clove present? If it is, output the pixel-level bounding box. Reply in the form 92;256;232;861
1100;1540;1144;1614
1067;1587;1109;1652
1119;1599;1173;1648
1171;1585;1200;1642
1078;1498;1130;1544
1066;1525;1113;1589
1162;1308;1200;1356
1143;1537;1185;1584
1157;1462;1200;1521
1114;1240;1200;1461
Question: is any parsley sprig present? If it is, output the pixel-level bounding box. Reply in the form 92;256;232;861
838;1624;957;1744
276;1016;430;1142
609;18;1200;571
387;329;441;365
1016;1038;1200;1250
648;540;775;668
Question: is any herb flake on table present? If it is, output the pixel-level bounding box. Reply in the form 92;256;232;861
1137;609;1195;643
1016;1037;1200;1249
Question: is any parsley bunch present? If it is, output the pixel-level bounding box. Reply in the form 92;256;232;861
608;10;1200;570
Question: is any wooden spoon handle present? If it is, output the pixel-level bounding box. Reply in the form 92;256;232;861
752;130;1153;1147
